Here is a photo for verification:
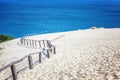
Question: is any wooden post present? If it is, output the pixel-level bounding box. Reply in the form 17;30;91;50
29;40;32;46
46;50;50;58
20;39;23;44
43;40;45;48
39;52;42;63
33;40;35;47
11;65;17;80
23;39;25;45
25;39;27;45
47;41;50;48
28;55;33;69
20;39;22;44
39;41;41;48
26;39;28;46
28;40;30;46
24;39;26;45
53;46;56;54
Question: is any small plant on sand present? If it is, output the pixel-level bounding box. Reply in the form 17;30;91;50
0;47;2;50
91;26;97;30
0;43;3;50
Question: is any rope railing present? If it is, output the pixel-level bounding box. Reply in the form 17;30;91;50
0;38;56;80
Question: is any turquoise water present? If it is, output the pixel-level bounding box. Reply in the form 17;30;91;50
0;3;120;38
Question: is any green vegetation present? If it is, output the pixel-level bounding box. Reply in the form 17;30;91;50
0;34;14;43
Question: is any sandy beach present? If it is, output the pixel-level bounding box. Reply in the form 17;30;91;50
0;28;120;80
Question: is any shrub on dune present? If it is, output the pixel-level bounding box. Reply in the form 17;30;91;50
0;34;14;43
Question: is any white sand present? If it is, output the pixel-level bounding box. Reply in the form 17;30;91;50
0;28;120;80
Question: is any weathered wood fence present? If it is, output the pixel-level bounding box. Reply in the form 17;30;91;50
19;38;52;49
0;38;56;80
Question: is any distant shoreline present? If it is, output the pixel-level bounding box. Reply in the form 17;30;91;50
1;27;119;39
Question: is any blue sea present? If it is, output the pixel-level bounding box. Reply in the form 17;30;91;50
0;3;120;38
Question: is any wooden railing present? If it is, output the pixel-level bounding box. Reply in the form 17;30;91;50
0;38;56;80
18;38;52;49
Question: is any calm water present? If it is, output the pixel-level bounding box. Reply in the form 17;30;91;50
0;3;120;38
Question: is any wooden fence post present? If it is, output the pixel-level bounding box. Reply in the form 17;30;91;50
26;39;28;46
23;39;25;45
43;40;45;48
29;40;32;46
46;50;50;58
39;52;42;63
53;46;56;54
11;65;17;80
20;38;22;44
39;41;41;48
33;40;34;47
32;40;34;47
28;55;33;69
35;41;37;47
28;40;30;46
47;41;50;48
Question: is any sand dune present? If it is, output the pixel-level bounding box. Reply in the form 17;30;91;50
0;28;120;80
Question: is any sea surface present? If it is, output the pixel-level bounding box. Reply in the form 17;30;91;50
0;3;120;38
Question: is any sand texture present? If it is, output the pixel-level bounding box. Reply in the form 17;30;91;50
0;28;120;80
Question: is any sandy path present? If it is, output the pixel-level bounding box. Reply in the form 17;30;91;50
15;29;120;80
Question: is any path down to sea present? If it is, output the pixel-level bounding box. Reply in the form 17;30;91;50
17;29;120;80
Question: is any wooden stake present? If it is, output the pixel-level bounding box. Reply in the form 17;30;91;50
47;50;50;58
26;39;28;46
11;65;17;80
23;39;25;45
43;40;45;48
53;46;56;54
28;55;33;69
39;41;41;48
39;52;42;63
29;40;32;46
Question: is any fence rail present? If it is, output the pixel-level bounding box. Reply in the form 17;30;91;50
0;38;56;80
18;38;52;49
